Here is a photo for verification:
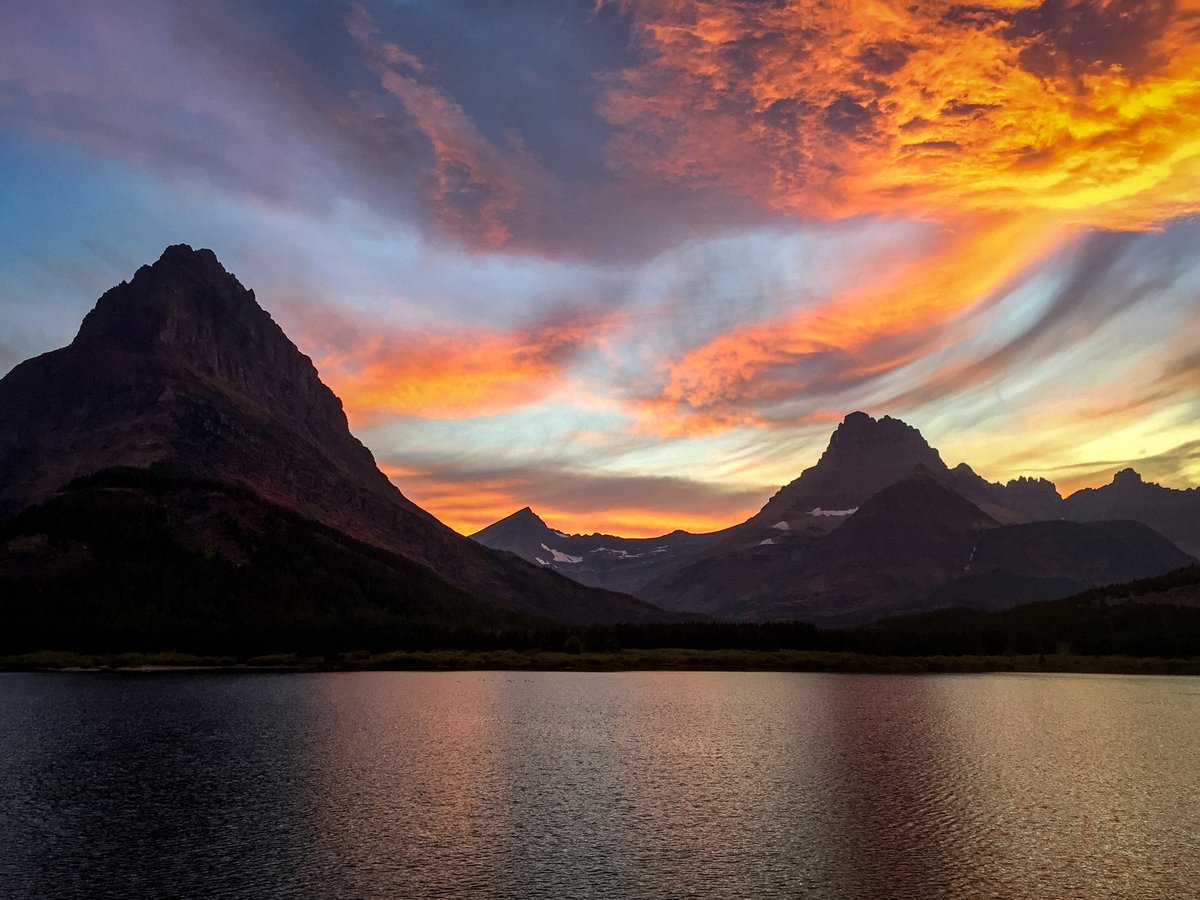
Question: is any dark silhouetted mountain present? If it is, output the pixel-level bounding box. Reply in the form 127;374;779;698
644;469;994;622
639;470;1193;626
471;507;723;595
0;245;673;627
1063;468;1200;557
754;410;948;524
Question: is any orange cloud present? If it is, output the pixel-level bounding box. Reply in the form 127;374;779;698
605;0;1200;228
637;212;1069;433
346;3;547;247
603;1;1200;434
309;314;619;424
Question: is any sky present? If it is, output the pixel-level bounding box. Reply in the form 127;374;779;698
2;0;1199;537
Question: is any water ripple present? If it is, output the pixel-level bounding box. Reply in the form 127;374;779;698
1;671;1197;899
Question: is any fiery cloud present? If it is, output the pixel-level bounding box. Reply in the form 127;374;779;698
3;0;1199;537
602;0;1200;433
605;0;1200;225
301;311;622;424
637;213;1067;432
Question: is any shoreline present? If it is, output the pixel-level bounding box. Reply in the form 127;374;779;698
3;649;1200;676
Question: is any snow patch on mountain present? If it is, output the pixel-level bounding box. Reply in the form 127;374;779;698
810;507;859;517
772;521;790;530
540;543;582;564
589;544;673;559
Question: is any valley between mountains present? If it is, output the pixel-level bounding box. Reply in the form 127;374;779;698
1;246;1197;653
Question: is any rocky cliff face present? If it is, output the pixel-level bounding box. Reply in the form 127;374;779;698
0;245;670;624
759;411;948;518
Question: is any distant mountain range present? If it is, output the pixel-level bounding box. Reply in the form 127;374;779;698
471;507;724;596
476;412;1198;626
0;245;673;651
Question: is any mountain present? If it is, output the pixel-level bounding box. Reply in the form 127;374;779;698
471;507;722;594
705;410;1057;547
0;245;672;628
1063;468;1200;557
741;411;949;537
640;470;1193;626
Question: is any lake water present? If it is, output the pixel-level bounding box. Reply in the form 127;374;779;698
1;671;1197;899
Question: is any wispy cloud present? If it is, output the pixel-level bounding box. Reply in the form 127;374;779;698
596;0;1200;436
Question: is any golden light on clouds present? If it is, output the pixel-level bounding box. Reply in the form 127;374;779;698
313;314;620;423
2;0;1198;541
637;213;1069;434
604;0;1200;437
606;0;1200;227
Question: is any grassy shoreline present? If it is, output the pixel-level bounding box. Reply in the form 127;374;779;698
3;648;1200;675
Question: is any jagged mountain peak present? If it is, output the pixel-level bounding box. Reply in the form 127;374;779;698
75;244;259;351
68;244;348;435
813;411;944;476
1112;467;1145;487
754;411;948;521
473;506;551;537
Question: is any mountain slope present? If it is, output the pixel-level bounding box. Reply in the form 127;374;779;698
644;470;996;622
950;464;1064;522
0;245;671;625
734;411;950;543
0;467;519;652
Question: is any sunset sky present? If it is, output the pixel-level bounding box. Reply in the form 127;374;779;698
2;0;1199;536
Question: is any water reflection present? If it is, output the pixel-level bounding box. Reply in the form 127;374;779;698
812;674;979;897
1;671;1197;899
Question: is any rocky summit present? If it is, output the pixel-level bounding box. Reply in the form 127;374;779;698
756;411;949;522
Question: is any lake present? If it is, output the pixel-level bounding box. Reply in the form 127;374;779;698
1;671;1197;899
